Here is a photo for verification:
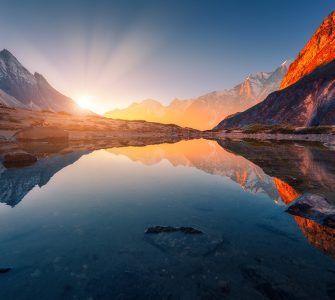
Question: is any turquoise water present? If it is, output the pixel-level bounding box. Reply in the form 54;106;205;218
0;139;335;299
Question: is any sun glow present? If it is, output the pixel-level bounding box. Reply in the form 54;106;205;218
75;95;93;109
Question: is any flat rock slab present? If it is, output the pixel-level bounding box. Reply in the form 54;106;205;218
3;151;37;168
144;226;224;257
286;193;335;228
145;226;203;234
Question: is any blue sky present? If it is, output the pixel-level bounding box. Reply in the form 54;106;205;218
0;0;334;113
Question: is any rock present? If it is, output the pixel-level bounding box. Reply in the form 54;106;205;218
218;280;230;295
241;265;306;299
144;231;224;257
286;193;335;228
0;267;12;274
16;126;69;141
179;227;203;234
144;226;226;257
145;226;203;234
3;151;37;168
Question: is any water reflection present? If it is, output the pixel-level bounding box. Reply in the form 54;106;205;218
0;138;335;299
107;138;335;258
107;139;282;203
0;137;190;207
0;150;89;206
275;177;335;258
218;139;335;202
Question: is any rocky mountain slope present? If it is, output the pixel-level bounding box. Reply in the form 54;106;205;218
215;60;335;128
0;49;85;114
215;11;335;129
280;10;335;89
105;62;290;130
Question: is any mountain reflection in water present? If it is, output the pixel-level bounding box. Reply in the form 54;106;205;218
108;139;335;258
0;138;335;299
107;139;281;203
1;138;335;258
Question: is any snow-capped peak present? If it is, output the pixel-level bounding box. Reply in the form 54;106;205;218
281;60;292;69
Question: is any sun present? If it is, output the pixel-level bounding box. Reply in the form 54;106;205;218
75;95;92;109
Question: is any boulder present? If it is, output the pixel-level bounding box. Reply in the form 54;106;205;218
16;127;69;141
3;151;37;168
286;193;335;228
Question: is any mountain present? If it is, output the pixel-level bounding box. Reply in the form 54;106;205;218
105;62;290;130
215;61;335;128
0;49;85;114
280;11;335;89
0;89;27;109
215;11;335;129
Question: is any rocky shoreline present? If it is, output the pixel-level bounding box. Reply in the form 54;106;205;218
203;131;335;144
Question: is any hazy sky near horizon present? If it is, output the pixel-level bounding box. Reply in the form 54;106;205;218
0;0;333;113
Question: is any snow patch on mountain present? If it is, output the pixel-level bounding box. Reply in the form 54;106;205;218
0;49;89;115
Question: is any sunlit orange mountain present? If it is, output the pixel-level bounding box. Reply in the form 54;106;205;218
280;10;335;89
107;139;281;201
105;62;290;130
216;10;335;129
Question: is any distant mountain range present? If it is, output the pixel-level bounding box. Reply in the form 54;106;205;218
105;61;291;130
0;49;87;114
3;11;335;131
216;10;335;129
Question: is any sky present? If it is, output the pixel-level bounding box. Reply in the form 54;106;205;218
0;0;334;114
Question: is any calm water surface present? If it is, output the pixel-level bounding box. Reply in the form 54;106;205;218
0;139;335;299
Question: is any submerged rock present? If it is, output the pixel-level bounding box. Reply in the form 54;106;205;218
286;193;335;228
144;226;225;257
0;267;12;274
3;151;37;168
241;265;306;299
145;232;224;257
218;280;230;295
145;226;203;234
